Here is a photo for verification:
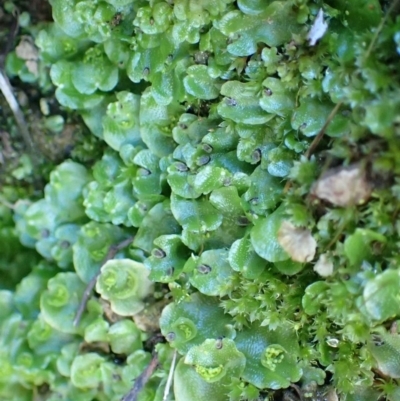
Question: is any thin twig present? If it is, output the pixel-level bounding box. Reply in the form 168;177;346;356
323;220;347;252
73;236;134;326
283;179;292;194
0;8;38;166
122;353;159;401
364;0;400;61
305;101;343;159
0;70;36;159
162;350;177;401
283;102;342;193
290;383;304;401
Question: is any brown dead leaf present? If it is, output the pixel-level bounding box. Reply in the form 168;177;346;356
79;341;110;354
99;298;123;324
311;163;371;207
133;299;169;333
277;220;317;263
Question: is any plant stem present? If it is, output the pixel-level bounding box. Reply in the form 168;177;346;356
305;101;343;159
122;353;159;401
73;236;134;326
364;0;400;61
0;70;37;161
162;350;177;401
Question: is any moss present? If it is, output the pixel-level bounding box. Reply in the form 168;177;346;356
1;0;400;400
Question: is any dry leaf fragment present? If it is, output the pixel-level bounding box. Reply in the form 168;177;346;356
99;298;123;324
311;164;372;207
313;253;334;277
133;299;168;334
307;8;328;46
277;220;317;263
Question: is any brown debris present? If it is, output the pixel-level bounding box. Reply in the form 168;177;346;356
313;253;334;277
311;164;372;207
15;36;39;76
99;298;123;324
133;299;169;334
278;220;317;263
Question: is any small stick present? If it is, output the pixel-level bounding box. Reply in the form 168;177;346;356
122;353;159;401
73;236;134;326
162;349;177;401
283;102;343;194
290;383;304;401
305;101;343;159
0;70;36;158
323;219;348;252
364;0;400;61
283;179;292;194
0;9;41;171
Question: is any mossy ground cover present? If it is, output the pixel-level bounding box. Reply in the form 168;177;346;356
1;0;400;400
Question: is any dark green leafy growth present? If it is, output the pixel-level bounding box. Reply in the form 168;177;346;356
14;263;55;319
145;234;190;282
174;358;229;401
51;0;85;37
96;259;153;316
235;323;302;389
218;81;272;125
70;352;105;389
139;88;182;157
265;147;294;177
40;272;102;334
291;98;350;138
369;329;400;379
71;46;119;95
344;228;386;267
193;166;231;195
216;2;303;56
363;270;400;321
171;193;222;235
73;221;127;283
302;281;329;316
260;77;295;117
228;237;266;279
184;65;221;99
133;200;181;253
102;91;142;151
185;249;235;296
2;0;400;399
160;293;234;354
84;149;138;226
184;338;246;383
16;161;91;266
132;149;163;198
50;60;106;109
243;166;283;215
251;205;289;262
